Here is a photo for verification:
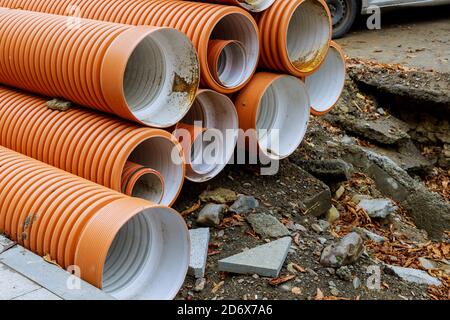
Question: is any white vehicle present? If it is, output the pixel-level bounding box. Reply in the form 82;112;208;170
327;0;450;38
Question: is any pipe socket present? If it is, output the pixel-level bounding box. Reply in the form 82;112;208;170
235;72;310;160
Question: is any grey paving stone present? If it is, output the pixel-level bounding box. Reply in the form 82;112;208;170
0;246;114;300
12;288;62;300
218;237;292;277
188;228;210;278
0;262;41;300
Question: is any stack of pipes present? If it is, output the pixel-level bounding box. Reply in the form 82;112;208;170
0;0;346;299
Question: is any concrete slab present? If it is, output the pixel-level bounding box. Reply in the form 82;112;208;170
0;262;40;300
0;246;114;300
188;228;210;278
0;235;16;254
218;237;292;278
12;288;62;300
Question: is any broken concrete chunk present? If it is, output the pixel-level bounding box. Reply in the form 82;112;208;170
358;198;398;219
199;188;237;204
188;228;210;278
229;195;259;214
336;266;352;281
246;212;290;238
197;204;226;227
320;232;364;267
296;159;352;183
386;265;441;286
47;98;72;111
218;237;292;277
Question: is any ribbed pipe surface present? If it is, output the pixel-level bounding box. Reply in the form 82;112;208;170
0;146;190;300
258;0;332;76
0;86;185;206
0;7;199;127
175;89;238;182
0;0;258;94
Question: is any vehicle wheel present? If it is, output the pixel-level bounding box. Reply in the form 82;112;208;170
327;0;359;38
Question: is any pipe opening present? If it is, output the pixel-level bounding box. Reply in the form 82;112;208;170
210;13;259;89
286;0;331;73
131;172;164;204
305;45;345;113
125;29;199;128
180;91;238;182
102;207;189;299
256;76;310;159
127;136;184;206
239;0;276;12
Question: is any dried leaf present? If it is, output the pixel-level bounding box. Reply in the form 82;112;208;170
269;274;295;286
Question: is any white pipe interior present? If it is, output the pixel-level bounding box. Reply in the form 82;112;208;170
128;136;184;206
131;171;164;204
181;91;238;182
286;0;330;68
216;41;247;88
210;13;259;88
305;46;345;112
256;76;310;160
239;0;276;12
102;207;189;300
124;29;198;128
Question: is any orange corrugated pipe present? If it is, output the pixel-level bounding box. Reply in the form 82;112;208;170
0;146;189;299
0;86;185;206
234;72;310;160
121;161;165;204
187;0;276;12
258;0;332;77
0;0;259;94
304;41;347;116
0;8;199;128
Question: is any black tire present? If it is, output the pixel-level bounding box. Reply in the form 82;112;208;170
327;0;359;38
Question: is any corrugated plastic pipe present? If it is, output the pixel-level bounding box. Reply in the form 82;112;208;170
0;0;259;94
208;40;247;89
0;8;199;128
0;146;189;300
258;0;332;76
235;72;310;160
121;161;165;204
174;90;238;182
0;86;185;206
188;0;276;12
304;41;346;116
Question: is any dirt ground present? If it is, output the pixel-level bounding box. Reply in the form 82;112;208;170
337;5;450;73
